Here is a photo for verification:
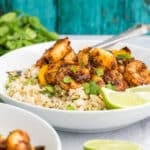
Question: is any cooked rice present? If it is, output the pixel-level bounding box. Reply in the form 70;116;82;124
6;65;105;111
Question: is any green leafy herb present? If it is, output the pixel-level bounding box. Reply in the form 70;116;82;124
117;54;133;59
5;72;20;89
83;83;90;94
105;81;116;90
83;81;102;95
0;12;59;56
42;85;55;98
95;68;104;76
63;76;72;84
8;73;18;83
24;78;36;85
70;66;77;73
66;104;75;110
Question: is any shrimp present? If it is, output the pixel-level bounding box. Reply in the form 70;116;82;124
77;47;91;66
36;37;73;66
63;50;77;63
45;61;62;85
89;48;118;70
124;60;150;86
6;129;32;150
56;64;91;90
0;136;6;150
104;70;128;91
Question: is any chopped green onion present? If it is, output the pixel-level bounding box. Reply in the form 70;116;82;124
66;104;75;110
63;76;72;84
95;68;104;76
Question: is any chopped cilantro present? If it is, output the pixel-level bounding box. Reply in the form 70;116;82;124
66;104;75;110
95;68;104;76
8;73;18;83
63;76;72;84
42;85;55;98
70;66;77;73
83;81;102;95
83;83;90;94
24;78;36;85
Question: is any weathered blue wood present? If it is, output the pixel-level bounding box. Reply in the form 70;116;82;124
0;0;56;31
1;0;150;34
57;0;150;34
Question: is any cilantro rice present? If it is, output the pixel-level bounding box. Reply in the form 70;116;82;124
6;65;105;111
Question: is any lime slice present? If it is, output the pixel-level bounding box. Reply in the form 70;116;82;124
84;139;142;150
101;87;150;109
127;85;150;92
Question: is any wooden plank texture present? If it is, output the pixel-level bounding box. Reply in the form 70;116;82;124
0;0;150;34
0;0;56;31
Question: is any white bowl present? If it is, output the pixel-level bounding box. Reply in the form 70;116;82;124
0;103;61;150
0;39;150;133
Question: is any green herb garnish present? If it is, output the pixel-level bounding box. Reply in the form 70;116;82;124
70;66;77;73
24;78;36;85
0;12;59;56
117;54;133;59
42;85;55;98
63;76;72;84
66;104;75;110
8;73;18;83
95;68;104;76
83;81;102;95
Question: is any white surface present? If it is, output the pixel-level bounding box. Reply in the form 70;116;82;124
0;103;61;150
0;39;150;133
0;35;150;149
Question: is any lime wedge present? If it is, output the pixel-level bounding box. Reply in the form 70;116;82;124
101;87;150;109
84;139;142;150
127;85;150;92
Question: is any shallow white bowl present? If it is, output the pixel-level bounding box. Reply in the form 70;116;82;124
0;39;150;133
0;103;61;150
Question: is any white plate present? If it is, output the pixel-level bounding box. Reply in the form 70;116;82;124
0;39;150;133
0;103;61;150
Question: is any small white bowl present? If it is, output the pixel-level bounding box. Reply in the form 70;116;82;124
0;103;61;150
0;39;150;133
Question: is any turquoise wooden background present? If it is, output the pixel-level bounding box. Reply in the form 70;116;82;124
0;0;150;34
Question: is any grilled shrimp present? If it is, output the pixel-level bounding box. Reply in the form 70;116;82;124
89;48;118;70
6;129;32;150
36;37;73;66
124;60;150;86
64;50;77;63
77;47;91;66
104;70;128;91
56;64;91;90
45;61;62;85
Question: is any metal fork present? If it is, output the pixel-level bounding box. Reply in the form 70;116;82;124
92;24;150;49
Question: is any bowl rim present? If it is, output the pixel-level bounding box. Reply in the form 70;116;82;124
0;103;62;150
